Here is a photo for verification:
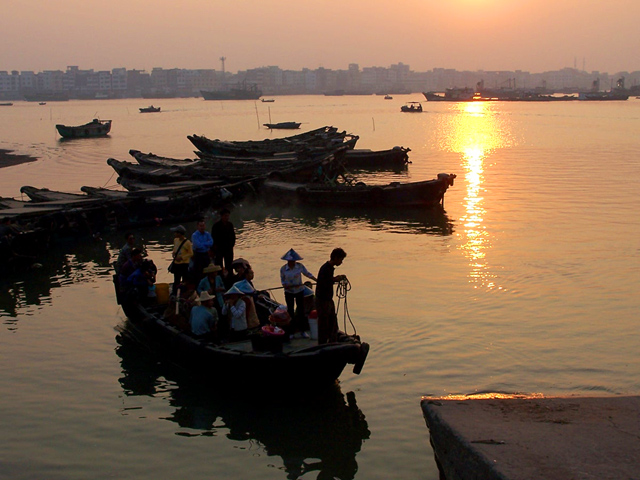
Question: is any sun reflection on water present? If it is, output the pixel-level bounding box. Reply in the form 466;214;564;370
437;102;514;289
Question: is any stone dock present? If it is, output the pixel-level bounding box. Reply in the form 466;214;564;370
421;395;640;480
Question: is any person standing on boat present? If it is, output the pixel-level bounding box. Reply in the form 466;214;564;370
190;218;213;282
115;232;136;273
170;225;193;294
211;208;235;274
221;285;249;341
315;248;347;344
280;248;317;338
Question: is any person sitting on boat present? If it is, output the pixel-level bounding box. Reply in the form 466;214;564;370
118;248;143;293
115;232;136;273
315;248;347;344
190;218;213;282
189;291;218;341
170;225;193;294
221;284;249;341
124;258;157;304
197;264;225;314
280;248;317;339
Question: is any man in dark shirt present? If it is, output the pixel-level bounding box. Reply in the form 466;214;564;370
211;208;236;273
315;247;347;344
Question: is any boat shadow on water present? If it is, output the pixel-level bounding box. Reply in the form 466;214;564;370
242;200;455;237
115;331;371;480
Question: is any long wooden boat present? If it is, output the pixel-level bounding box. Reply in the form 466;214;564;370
263;122;301;130
344;146;411;168
55;119;112;138
112;149;345;185
187;126;355;157
259;173;457;208
118;291;369;387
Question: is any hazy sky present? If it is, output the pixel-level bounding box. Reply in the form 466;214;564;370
2;0;639;74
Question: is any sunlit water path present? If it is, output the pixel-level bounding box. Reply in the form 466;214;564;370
1;96;639;479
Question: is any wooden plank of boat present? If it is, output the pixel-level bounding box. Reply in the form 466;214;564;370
55;119;112;138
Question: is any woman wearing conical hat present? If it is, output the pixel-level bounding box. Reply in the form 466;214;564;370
280;248;317;339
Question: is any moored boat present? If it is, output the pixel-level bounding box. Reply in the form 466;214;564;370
55;118;111;138
259;173;456;208
344;146;411;169
263;122;302;130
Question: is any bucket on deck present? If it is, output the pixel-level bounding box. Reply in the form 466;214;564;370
155;283;170;304
308;309;318;340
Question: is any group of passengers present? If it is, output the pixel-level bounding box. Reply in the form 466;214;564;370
116;208;348;346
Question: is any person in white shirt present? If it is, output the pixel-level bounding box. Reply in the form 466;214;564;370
221;284;248;341
280;248;317;338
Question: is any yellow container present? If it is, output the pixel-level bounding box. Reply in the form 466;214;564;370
155;283;170;305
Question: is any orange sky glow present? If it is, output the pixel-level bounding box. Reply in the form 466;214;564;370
2;0;639;73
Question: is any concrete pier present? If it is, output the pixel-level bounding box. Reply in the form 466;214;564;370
421;395;640;480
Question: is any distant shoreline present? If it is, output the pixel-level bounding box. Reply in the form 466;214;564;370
0;149;38;169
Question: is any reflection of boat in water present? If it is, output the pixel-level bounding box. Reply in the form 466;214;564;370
115;331;370;479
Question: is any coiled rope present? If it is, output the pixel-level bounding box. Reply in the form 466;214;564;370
335;277;357;336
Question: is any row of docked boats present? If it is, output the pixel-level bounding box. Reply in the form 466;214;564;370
2;125;454;266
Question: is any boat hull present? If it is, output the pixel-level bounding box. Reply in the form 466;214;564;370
56;120;111;138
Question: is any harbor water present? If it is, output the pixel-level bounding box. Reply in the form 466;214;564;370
1;96;639;479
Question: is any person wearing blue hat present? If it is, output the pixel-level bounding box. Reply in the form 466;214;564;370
280;248;317;339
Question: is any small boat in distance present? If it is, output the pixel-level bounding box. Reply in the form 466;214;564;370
39;102;46;105
263;121;301;130
401;102;423;112
0;102;13;106
55;119;112;138
384;94;393;100
261;98;275;102
139;105;161;113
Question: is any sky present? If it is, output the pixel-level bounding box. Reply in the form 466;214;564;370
2;0;639;74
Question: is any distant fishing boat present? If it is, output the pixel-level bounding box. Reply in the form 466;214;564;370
401;102;423;112
139;105;161;113
261;98;275;103
263;122;301;130
0;102;13;106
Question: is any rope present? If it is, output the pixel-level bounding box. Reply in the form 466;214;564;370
335;277;356;336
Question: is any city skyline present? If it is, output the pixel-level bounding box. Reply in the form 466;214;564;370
2;0;640;75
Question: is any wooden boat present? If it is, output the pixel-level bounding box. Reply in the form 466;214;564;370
263;122;301;130
0;102;13;106
259;173;457;208
384;95;393;100
113;148;345;185
344;146;411;168
55;119;111;138
261;98;275;102
401;102;423;112
187;126;356;157
118;291;369;387
139;105;161;113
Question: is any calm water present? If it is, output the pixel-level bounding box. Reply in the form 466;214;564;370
1;96;640;479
